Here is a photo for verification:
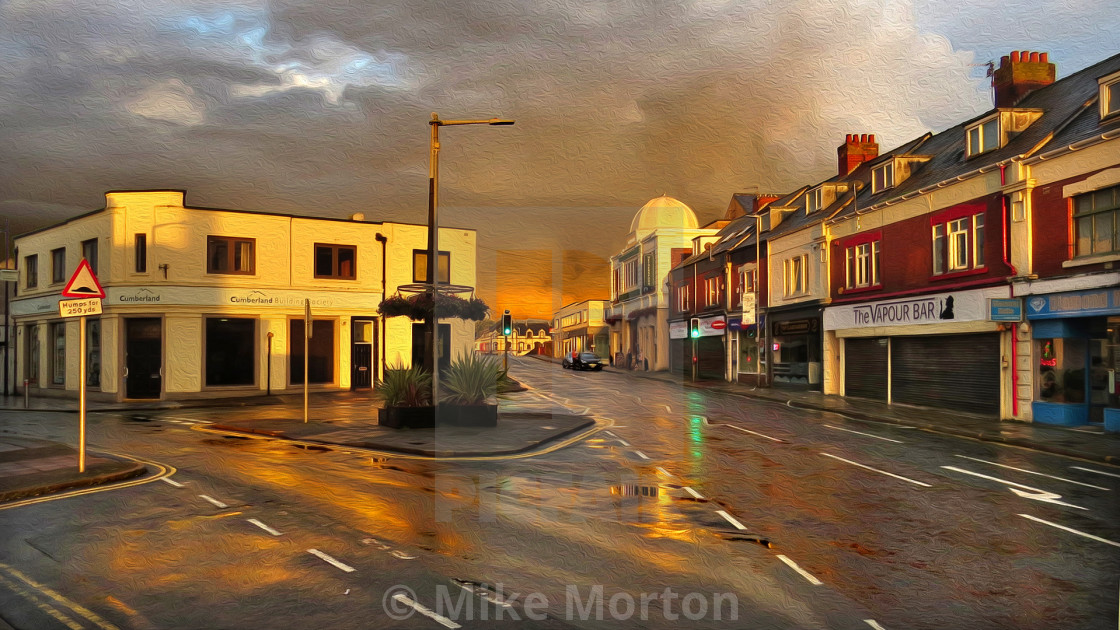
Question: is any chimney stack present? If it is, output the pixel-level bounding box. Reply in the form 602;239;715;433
993;50;1055;108
837;133;879;177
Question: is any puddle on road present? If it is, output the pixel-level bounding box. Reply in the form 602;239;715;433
610;485;661;498
291;444;331;452
127;415;152;422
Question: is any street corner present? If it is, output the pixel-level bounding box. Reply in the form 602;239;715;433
0;441;148;505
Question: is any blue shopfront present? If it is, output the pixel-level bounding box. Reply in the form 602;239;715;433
1026;288;1120;431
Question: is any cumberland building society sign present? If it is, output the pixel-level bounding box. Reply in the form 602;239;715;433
105;287;363;309
824;287;1009;331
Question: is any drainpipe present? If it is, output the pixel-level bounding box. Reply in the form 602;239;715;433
725;253;733;383
375;233;388;382
1000;164;1019;419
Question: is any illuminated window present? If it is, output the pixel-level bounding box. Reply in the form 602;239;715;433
1074;184;1120;257
1100;72;1120;119
967;116;1000;156
844;235;882;289
932;210;985;275
807;187;824;213
207;236;255;275
412;250;450;283
315;244;356;279
872;162;894;193
783;254;808;297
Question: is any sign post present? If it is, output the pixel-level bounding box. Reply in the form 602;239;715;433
60;259;105;473
304;299;311;423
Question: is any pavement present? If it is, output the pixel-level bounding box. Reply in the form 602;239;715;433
208;411;596;458
0;435;146;503
535;354;1120;465
1;356;1117;506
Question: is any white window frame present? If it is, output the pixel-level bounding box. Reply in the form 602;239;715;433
845;241;880;289
807;187;824;214
705;276;718;306
966;115;1000;157
783;255;808;297
872;161;894;193
677;285;689;312
1100;72;1120;119
932;212;986;275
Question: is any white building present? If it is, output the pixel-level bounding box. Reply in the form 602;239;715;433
552;300;609;359
607;196;720;371
11;190;477;401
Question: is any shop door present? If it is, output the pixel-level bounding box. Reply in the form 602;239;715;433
351;319;376;390
125;318;162;399
845;337;888;401
696;336;725;381
892;333;1000;414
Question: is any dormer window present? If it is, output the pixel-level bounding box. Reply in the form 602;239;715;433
872;162;894;193
1101;71;1120;119
807;187;824;213
967;115;1000;157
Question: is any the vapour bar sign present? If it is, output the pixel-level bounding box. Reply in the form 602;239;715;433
823;287;1008;330
1025;289;1120;319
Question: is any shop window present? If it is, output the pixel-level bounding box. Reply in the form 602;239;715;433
1036;338;1085;403
26;324;40;385
207;236;255;275
290;319;336;384
1073;184;1120;257
24;255;37;289
51;248;66;284
50;322;66;385
86;318;101;388
205;318;255;386
413;250;450;283
314;244;356;280
82;239;98;275
932;210;985;276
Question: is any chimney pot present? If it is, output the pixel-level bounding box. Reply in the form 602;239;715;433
861;134;868;142
1040;52;1048;63
1011;51;1020;62
869;134;875;143
1000;55;1009;67
1029;52;1040;63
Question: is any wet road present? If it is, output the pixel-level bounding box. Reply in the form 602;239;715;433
0;356;1117;629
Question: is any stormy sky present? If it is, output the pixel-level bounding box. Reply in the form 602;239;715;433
2;0;1118;313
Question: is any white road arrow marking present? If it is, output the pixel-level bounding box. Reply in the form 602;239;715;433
941;466;1087;510
1018;514;1120;548
955;455;1109;490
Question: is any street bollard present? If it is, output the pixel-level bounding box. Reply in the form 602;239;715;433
23;379;29;408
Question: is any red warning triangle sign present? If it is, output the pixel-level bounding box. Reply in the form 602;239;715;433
62;259;105;298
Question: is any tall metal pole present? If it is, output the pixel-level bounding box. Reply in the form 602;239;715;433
78;316;86;472
428;113;441;405
304;299;310;423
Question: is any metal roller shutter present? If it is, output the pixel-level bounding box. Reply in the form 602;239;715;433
697;336;725;381
891;333;1000;414
845;337;889;401
670;338;689;376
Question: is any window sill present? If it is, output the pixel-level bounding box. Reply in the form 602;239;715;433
1062;253;1120;268
930;267;988;282
838;284;882;296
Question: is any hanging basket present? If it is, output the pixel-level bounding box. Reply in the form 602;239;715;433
378;292;491;322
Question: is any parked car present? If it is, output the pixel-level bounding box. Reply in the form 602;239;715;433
562;352;604;371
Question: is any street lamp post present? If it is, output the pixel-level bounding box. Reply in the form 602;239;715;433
427;113;514;404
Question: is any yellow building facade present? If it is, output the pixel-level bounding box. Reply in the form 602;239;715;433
11;190;477;401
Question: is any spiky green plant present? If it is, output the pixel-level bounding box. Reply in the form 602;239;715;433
375;364;432;407
441;353;501;405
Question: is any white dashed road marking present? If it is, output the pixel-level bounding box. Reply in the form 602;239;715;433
776;555;822;586
955;455;1110;490
655;466;674;477
308;549;356;573
864;619;887;630
198;495;228;509
823;424;903;443
392;593;460;629
634;450;650;460
724;424;783;442
822;453;932;487
247;519;282;536
684;487;705;500
160;477;184;488
1070;466;1120;479
1018;514;1120;548
716;510;746;530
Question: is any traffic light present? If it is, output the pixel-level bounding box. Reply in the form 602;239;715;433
502;310;512;336
689;317;700;339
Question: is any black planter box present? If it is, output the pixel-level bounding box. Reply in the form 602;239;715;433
438;404;499;427
378;405;437;429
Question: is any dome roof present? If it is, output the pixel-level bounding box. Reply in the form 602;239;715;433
629;195;699;235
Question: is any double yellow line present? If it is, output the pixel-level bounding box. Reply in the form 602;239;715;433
0;451;176;512
0;562;122;629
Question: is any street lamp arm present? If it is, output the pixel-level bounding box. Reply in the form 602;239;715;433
431;118;516;126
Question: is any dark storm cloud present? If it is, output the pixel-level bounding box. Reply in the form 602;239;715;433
1;0;1118;266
